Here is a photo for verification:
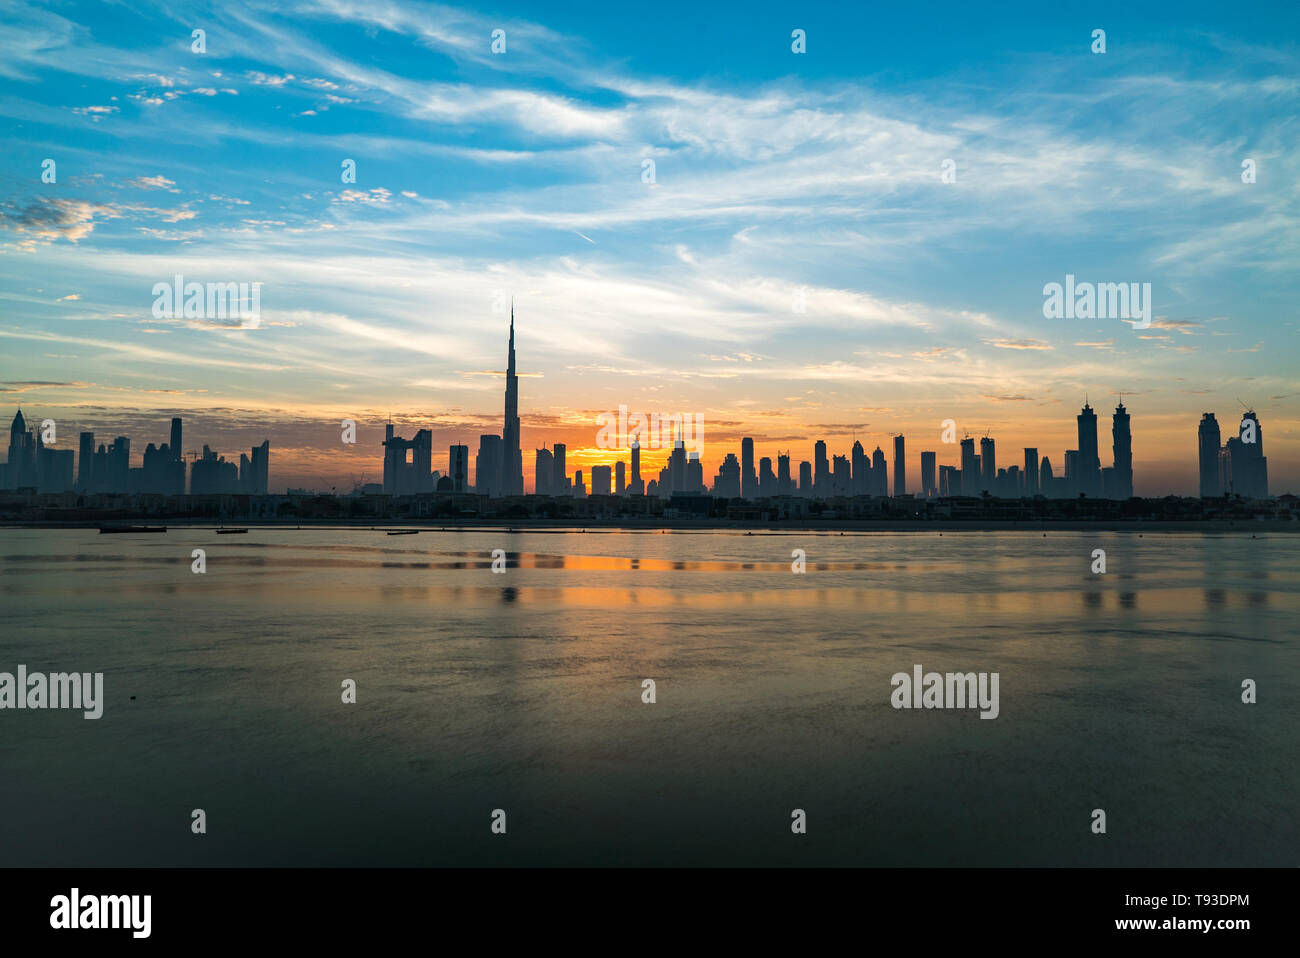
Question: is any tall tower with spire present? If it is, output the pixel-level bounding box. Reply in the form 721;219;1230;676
1076;398;1101;497
501;304;524;495
7;409;36;489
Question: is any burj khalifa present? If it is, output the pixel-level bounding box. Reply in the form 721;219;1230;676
501;305;524;496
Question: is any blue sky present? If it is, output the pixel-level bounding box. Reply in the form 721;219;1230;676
1;0;1297;493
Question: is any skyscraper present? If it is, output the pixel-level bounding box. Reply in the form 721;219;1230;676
741;437;756;499
78;431;94;490
871;446;887;496
629;440;642;495
851;440;868;495
893;435;906;496
685;452;704;493
1225;410;1268;498
663;429;687;494
813;440;829;497
777;452;791;495
109;437;130;493
250;440;269;495
1077;401;1101;497
534;447;554;496
1023;447;1038;496
1197;413;1221;498
500;305;523;496
1111;402;1132;499
979;436;995;494
591;464;612;496
383;423;433;495
714;453;741;498
449;444;469;493
475;434;503;496
920;451;936;498
832;454;849;495
6;410;36;490
615;460;626;495
170;417;183;461
939;464;956;497
552;442;567;495
959;437;978;496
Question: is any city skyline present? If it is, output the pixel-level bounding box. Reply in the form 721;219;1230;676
1;408;270;496
3;352;1276;500
1;2;1297;497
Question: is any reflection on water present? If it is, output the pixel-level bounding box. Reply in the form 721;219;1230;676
0;528;1296;867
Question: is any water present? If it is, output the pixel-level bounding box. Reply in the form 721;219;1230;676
0;528;1295;866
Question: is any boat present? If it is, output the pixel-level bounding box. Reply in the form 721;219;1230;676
99;525;167;534
216;528;249;534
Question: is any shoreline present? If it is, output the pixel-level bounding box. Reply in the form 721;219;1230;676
2;518;1295;534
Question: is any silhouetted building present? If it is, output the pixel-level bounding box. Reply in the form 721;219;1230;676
813;440;829;497
476;434;503;496
1198;413;1221;498
553;442;569;496
777;452;792;495
798;460;812;496
383;423;433;495
960;437;978;496
448;444;469;493
591;464;612;496
871;446;887;496
939;464;957;497
741;437;756;499
78;431;94;490
832;454;849;496
5;410;36;489
920;451;936;497
715;453;740;498
37;443;73;493
1064;449;1079;498
239;440;269;495
1004;465;1021;498
1076;401;1101;497
534;447;554;496
191;444;239;494
628;441;643;495
1023;447;1038;496
616;460;626;495
980;436;995;494
1111;402;1132;498
893;434;906;496
1224;411;1268;498
500;306;524;496
851;440;868;495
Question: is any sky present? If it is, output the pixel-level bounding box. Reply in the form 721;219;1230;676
1;0;1297;495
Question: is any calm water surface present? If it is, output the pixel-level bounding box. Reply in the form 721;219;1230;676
0;528;1295;866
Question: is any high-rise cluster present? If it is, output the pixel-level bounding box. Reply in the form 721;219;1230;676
1;411;268;495
1198;411;1268;499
